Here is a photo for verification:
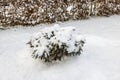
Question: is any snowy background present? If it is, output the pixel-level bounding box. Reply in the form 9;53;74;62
0;15;120;80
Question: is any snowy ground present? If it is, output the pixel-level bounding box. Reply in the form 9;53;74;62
0;15;120;80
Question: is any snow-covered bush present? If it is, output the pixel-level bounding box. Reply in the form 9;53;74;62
28;25;85;62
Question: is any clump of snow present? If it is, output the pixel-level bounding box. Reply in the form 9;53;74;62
67;6;73;12
28;24;85;62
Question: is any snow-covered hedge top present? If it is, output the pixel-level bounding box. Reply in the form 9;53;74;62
30;24;85;57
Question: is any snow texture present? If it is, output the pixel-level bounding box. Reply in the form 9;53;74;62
0;15;120;80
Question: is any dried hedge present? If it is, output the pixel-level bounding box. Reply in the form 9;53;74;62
0;0;120;26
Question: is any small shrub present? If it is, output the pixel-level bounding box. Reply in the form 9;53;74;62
28;24;85;62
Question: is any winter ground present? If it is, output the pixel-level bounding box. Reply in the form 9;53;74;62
0;15;120;80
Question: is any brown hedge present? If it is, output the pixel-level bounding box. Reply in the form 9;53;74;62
0;0;120;27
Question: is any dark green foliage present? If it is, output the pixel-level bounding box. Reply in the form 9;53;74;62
29;40;85;62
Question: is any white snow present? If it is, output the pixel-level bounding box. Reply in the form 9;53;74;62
0;15;120;80
67;6;73;12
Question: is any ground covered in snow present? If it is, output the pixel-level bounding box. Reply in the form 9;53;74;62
0;15;120;80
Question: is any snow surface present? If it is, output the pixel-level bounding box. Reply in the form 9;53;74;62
0;15;120;80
